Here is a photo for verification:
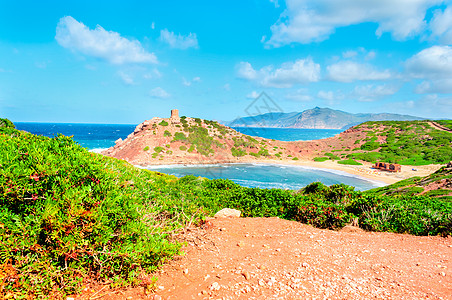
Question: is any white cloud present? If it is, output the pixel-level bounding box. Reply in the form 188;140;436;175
236;58;320;88
149;87;171;99
151;22;155;30
56;16;157;64
317;90;335;101
182;77;192;86
246;91;260;99
406;45;452;78
159;29;199;49
352;84;399;102
392;94;452;118
269;0;280;8
143;68;162;79
236;62;258;80
342;51;358;58
430;6;452;44
182;76;201;86
286;89;312;101
327;61;391;82
365;51;377;60
118;71;135;85
406;45;452;93
267;0;443;46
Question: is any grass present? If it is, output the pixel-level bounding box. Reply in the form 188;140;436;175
337;159;362;165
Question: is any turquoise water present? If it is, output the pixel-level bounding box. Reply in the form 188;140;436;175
147;163;384;191
14;122;384;190
232;127;342;141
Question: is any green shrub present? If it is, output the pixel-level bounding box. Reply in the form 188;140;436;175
154;146;164;153
314;157;329;162
179;145;187;151
164;130;172;137
143;146;150;151
0;128;200;297
159;120;169;126
292;157;299;161
338;159;362;165
231;147;246;157
173;132;187;141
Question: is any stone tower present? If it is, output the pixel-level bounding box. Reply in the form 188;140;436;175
170;109;180;123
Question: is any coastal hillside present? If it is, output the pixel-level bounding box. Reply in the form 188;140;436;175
368;163;452;199
1;117;451;298
104;111;451;168
102;110;300;165
229;107;423;129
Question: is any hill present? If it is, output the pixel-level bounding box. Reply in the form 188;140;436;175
1;117;451;298
228;107;423;129
368;163;452;199
104;112;451;169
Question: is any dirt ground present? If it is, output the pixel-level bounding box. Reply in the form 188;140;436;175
79;216;452;300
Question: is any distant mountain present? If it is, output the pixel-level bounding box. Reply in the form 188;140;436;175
228;107;424;129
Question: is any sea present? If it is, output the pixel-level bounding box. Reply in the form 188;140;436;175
14;123;384;191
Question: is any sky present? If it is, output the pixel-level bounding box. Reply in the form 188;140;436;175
1;0;452;124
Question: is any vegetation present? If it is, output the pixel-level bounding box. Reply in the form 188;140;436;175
163;130;172;137
1;118;451;298
337;159;362;165
158;120;168;126
344;121;452;165
314;157;329;162
154;146;164;153
143;146;150;151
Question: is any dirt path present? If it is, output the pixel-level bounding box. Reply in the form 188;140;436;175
75;217;451;299
98;217;451;300
428;122;452;133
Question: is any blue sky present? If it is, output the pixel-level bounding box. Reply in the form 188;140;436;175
1;0;452;123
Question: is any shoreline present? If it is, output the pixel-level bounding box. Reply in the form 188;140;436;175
137;157;443;185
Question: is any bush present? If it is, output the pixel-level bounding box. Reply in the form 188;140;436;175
143;146;150;151
159;120;169;126
314;157;329;162
173;132;187;141
0;128;199;297
154;146;164;153
338;159;362;165
179;145;187;151
164;130;172;137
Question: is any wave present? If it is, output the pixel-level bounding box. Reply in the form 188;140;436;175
89;148;108;153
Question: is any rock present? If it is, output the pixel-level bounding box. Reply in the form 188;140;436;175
214;208;241;218
115;138;123;144
242;271;251;280
209;282;221;291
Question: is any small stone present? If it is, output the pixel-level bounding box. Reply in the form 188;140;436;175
302;262;309;268
158;285;165;290
204;274;211;280
153;295;162;300
439;272;446;276
210;282;221;291
237;241;245;247
242;271;251;280
183;268;188;274
215;208;241;218
201;290;208;295
66;298;75;300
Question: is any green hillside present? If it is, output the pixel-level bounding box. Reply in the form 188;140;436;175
333;120;452;165
1;118;451;298
368;165;452;199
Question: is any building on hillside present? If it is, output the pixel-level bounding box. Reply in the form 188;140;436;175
170;109;180;124
373;162;401;172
